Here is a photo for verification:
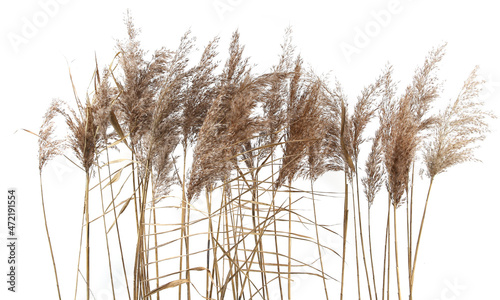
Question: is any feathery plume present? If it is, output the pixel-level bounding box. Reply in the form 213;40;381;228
39;99;64;171
423;66;494;178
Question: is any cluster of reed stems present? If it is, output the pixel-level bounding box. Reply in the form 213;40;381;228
32;12;493;300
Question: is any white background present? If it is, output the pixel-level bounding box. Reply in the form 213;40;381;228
1;0;499;299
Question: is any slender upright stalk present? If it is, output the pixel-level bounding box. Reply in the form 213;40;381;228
152;199;160;300
180;148;192;300
382;195;391;300
310;179;329;299
340;172;349;300
271;152;284;300
408;165;416;300
39;173;62;300
393;205;402;300
253;171;270;299
105;147;132;300
350;181;361;299
368;206;378;300
84;171;90;300
410;178;434;298
97;167;116;300
288;178;293;300
355;168;373;300
73;195;86;300
407;164;415;294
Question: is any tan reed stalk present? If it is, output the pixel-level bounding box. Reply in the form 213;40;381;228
350;180;362;299
37;99;63;300
179;149;188;300
204;188;218;300
407;164;415;295
73;196;86;300
287;178;293;300
84;172;90;300
392;204;402;300
97;166;116;299
211;185;225;300
228;181;244;297
104;146;132;300
340;172;349;300
38;173;62;300
355;167;373;300
250;169;270;299
410;66;493;298
204;189;210;300
271;154;284;300
367;205;377;300
381;195;391;300
409;178;433;297
130;150;140;234
222;182;238;300
152;197;160;300
236;178;254;298
310;179;329;299
409;164;415;271
387;201;391;300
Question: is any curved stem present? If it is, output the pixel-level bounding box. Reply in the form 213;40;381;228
39;172;62;300
409;177;434;298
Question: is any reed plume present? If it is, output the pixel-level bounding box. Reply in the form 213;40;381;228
410;66;494;297
38;99;64;300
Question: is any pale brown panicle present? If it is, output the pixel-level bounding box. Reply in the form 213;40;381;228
38;99;64;171
423;66;494;179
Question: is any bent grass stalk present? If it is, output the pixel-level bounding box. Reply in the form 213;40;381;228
38;173;63;300
409;178;433;296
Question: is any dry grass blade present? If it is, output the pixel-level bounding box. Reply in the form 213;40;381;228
144;279;190;298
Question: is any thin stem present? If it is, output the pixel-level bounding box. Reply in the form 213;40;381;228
288;178;292;300
252;169;269;299
85;171;90;300
368;206;378;300
381;206;388;300
382;194;391;300
152;194;160;300
340;172;349;300
39;172;62;300
350;179;361;299
97;167;116;300
355;168;373;300
73;190;86;300
310;179;329;299
271;151;284;300
105;146;132;300
409;177;434;298
179;148;187;300
393;205;402;300
408;164;415;300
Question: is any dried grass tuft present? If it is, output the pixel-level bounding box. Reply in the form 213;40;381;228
39;99;64;171
423;66;495;178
